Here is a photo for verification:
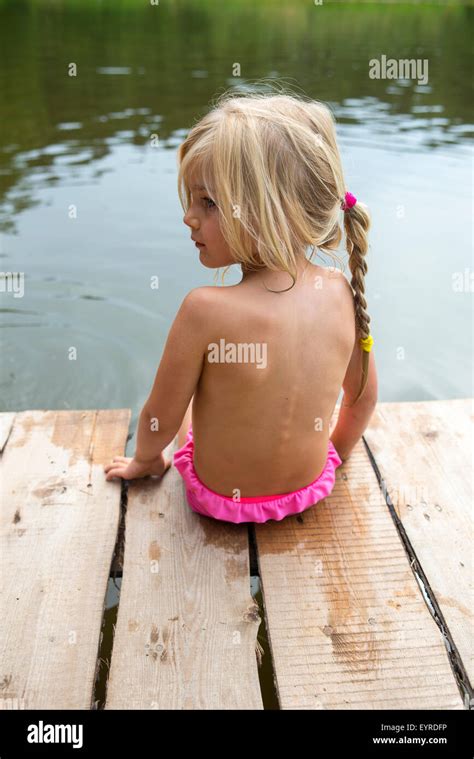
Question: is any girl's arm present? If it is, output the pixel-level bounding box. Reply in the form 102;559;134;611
104;288;211;481
134;288;209;463
330;348;378;462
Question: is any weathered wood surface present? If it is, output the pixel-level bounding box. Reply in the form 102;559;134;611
105;439;263;710
254;402;468;710
363;399;473;687
1;400;470;710
0;409;130;709
0;412;15;453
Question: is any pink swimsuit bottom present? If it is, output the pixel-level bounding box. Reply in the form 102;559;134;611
173;425;343;524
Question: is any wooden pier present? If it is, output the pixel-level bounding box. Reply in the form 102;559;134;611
0;399;472;710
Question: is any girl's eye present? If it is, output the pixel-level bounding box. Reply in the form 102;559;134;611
202;197;216;209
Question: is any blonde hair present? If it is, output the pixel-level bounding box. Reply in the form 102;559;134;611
177;83;372;405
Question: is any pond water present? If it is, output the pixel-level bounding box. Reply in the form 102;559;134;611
1;0;472;427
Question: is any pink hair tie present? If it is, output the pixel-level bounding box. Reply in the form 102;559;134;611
341;191;357;211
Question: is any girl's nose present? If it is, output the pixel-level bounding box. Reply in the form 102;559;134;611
184;213;199;230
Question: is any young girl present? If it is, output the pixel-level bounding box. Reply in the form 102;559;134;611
104;88;378;524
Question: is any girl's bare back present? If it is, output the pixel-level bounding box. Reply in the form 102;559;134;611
191;261;356;497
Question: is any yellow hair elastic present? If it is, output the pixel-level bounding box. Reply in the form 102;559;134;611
360;334;374;352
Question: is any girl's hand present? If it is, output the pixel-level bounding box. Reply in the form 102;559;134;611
103;452;171;482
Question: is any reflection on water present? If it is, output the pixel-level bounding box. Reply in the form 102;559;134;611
0;0;473;428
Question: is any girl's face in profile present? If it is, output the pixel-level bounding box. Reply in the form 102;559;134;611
183;176;236;270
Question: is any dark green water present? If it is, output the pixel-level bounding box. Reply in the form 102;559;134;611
1;0;472;423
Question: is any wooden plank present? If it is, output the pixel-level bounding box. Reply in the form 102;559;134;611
364;398;473;686
0;409;130;709
0;413;15;453
105;440;263;710
255;422;464;710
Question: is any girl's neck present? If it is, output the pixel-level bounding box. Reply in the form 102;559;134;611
240;257;310;285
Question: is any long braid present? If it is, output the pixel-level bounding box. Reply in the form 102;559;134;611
342;194;373;407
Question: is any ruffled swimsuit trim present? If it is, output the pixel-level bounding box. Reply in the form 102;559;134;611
173;426;342;524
